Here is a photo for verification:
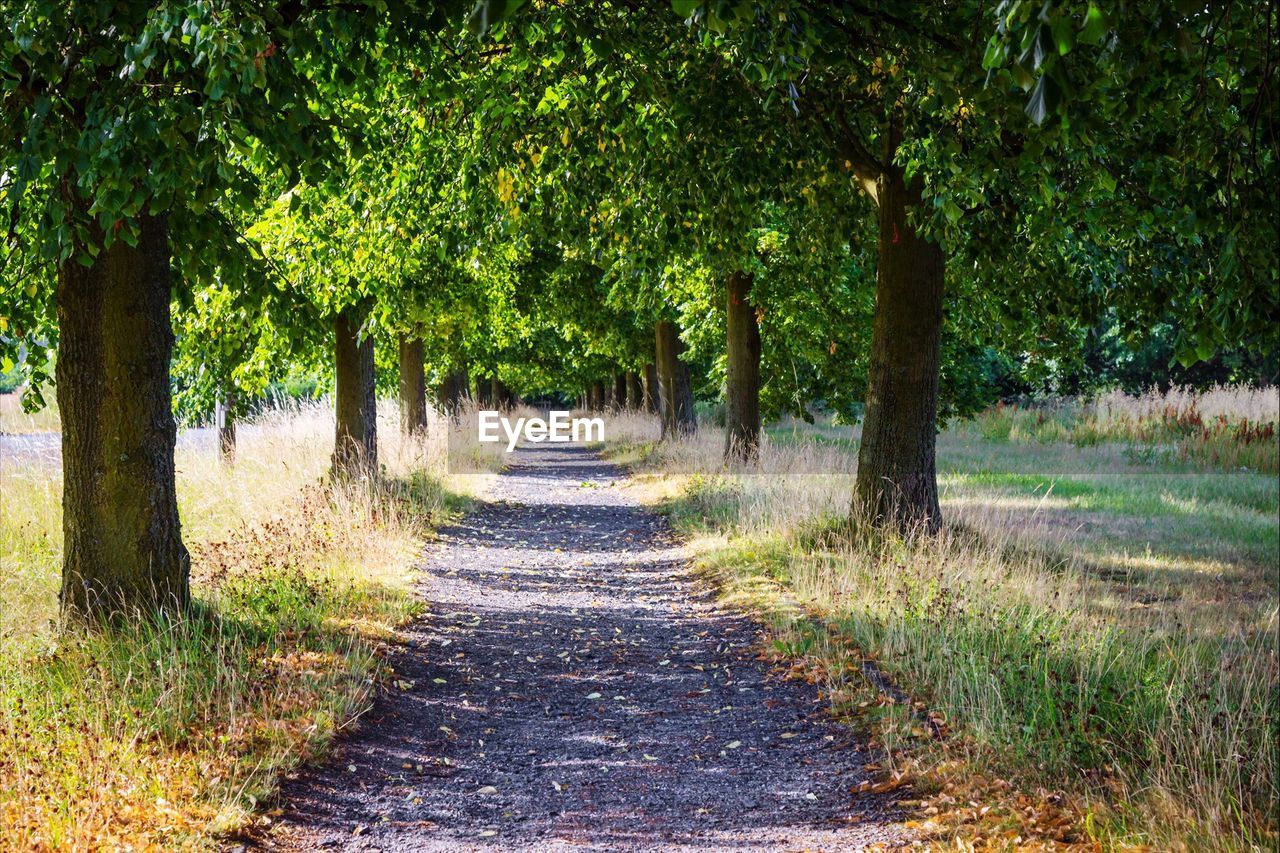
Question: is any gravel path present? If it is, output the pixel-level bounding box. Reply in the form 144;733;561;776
258;443;904;851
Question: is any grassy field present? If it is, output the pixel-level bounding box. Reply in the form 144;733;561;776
0;392;60;434
0;401;501;848
602;385;1279;850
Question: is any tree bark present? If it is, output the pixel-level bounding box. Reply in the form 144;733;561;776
602;378;615;410
332;305;378;479
438;375;452;411
643;362;660;414
854;169;944;531
590;380;605;410
655;321;696;438
440;367;469;416
625;372;643;410
475;374;493;408
612;374;627;412
216;389;237;463
491;376;513;410
57;214;190;620
724;270;761;462
398;336;427;436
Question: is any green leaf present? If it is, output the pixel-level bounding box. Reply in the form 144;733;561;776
1012;62;1035;91
672;0;701;17
1025;74;1061;126
468;0;528;38
1031;24;1055;69
1079;4;1108;45
981;35;1008;70
1195;337;1215;362
1050;18;1075;55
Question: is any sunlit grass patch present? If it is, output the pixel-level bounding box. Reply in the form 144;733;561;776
603;392;1280;849
0;393;60;434
0;402;484;848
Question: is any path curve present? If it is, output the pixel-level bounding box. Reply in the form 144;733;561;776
259;444;903;851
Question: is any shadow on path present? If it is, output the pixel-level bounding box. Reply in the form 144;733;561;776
256;444;904;851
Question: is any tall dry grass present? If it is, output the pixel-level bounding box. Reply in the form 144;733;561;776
1090;384;1279;424
0;392;60;434
974;385;1279;473
601;400;1279;849
0;400;500;848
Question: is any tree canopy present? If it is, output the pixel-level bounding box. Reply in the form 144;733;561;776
1;0;1275;614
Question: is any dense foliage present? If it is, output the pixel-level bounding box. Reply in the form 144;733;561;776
0;0;1275;611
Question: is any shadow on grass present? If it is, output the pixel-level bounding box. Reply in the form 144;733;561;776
0;467;466;846
646;470;1278;846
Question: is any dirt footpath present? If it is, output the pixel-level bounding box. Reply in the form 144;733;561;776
259;443;904;851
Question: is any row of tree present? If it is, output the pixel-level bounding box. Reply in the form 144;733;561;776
0;0;1274;621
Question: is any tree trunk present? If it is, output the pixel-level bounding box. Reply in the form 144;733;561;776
398;336;427;436
625;372;643;410
724;270;761;462
57;213;190;620
655;321;696;438
590;380;605;410
216;389;237;463
854;170;944;531
612;374;627;411
643;362;660;414
437;375;452;411
476;375;493;408
492;376;512;410
332;305;378;479
441;367;469;416
602;378;615;410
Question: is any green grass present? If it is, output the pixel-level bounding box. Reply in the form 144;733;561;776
970;388;1279;475
609;402;1279;850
